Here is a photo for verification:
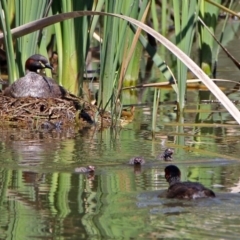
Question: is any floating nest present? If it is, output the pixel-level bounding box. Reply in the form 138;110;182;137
0;92;112;130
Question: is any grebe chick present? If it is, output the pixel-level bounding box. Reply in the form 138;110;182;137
129;157;145;165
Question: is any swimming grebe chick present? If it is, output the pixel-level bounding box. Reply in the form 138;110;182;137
158;148;174;161
129;157;145;165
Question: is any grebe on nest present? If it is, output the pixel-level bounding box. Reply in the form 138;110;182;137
4;54;66;98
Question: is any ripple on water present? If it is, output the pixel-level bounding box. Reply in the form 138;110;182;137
136;191;240;238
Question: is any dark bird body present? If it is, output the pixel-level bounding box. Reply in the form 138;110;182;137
4;54;66;98
158;148;174;161
165;165;215;199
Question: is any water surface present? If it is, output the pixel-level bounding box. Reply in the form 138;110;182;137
0;115;240;239
1;24;240;239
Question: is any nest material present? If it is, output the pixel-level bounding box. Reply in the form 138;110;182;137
0;92;111;129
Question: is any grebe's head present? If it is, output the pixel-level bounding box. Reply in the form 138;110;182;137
165;165;181;183
25;54;53;73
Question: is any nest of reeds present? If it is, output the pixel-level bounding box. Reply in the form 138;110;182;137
0;92;112;129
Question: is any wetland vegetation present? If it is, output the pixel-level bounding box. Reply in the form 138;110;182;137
0;0;240;239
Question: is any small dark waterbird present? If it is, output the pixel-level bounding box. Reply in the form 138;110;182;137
164;165;215;199
129;157;145;165
4;54;66;98
158;148;174;161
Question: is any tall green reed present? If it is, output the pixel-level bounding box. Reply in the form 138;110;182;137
1;7;240;124
172;0;198;111
98;0;149;113
196;0;220;122
14;0;50;77
0;0;16;82
52;1;94;95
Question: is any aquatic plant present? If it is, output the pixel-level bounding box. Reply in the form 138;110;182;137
1;1;240;125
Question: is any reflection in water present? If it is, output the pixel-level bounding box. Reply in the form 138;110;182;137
1;169;98;239
0;119;240;238
0;161;240;239
229;178;240;193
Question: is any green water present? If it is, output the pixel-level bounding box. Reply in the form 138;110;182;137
1;34;240;239
0;112;240;240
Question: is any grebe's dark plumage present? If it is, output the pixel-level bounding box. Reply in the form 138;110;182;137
4;54;66;98
24;54;53;73
165;165;215;199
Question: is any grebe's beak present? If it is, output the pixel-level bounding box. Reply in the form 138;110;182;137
44;62;54;70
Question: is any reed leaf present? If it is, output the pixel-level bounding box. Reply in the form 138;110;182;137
205;0;240;19
129;25;173;83
1;11;240;124
198;15;240;70
173;0;198;110
0;0;16;83
14;1;50;77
